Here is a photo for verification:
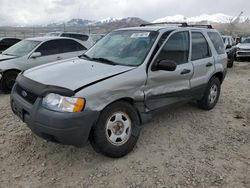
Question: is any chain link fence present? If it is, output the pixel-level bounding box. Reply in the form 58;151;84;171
0;26;106;40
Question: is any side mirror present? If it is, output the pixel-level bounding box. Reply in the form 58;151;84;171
30;52;41;59
226;45;232;49
153;60;177;71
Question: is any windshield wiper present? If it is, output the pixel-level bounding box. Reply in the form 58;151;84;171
2;53;16;56
91;57;118;65
79;54;91;59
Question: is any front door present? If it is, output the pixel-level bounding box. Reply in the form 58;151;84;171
145;30;194;111
26;40;62;69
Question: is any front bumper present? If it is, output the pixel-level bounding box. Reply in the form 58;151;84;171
11;84;99;147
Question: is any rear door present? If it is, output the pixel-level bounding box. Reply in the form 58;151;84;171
145;30;194;110
190;31;215;88
58;39;87;59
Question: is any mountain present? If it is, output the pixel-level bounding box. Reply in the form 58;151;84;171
47;17;148;28
153;13;249;24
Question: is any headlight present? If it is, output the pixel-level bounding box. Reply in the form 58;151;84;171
42;93;85;113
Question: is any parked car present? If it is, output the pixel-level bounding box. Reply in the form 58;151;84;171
0;37;21;53
236;37;250;60
222;35;237;68
46;32;94;49
11;24;227;158
0;37;87;92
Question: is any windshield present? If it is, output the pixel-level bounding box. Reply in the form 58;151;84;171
2;40;41;57
84;30;159;66
242;38;250;44
46;32;61;37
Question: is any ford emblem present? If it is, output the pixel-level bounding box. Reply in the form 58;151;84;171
21;90;28;97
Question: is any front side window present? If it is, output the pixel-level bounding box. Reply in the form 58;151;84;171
191;32;211;61
35;40;62;56
156;31;190;65
85;30;159;66
2;40;41;57
208;32;225;55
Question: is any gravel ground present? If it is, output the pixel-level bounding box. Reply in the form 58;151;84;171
0;62;250;188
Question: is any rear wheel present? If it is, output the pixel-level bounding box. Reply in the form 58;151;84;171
0;71;19;93
197;77;221;110
90;101;141;158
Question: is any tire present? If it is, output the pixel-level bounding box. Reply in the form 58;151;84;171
90;101;141;158
227;58;234;68
197;77;221;110
0;71;19;93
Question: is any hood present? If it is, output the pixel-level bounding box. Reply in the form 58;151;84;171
237;43;250;49
24;58;135;91
0;54;23;71
0;54;17;61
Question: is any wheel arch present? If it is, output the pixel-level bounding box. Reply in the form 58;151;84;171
211;71;224;83
103;97;144;124
2;69;22;75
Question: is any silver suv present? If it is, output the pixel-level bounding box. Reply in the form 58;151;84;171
11;23;227;158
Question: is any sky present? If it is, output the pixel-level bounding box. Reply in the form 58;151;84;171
0;0;248;26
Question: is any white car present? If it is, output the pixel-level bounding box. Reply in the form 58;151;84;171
236;37;250;59
0;37;87;92
46;32;94;49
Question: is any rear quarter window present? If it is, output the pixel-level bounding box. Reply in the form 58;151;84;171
207;32;225;55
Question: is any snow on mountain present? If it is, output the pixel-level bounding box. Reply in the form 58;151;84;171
154;13;249;24
99;17;123;24
47;17;148;27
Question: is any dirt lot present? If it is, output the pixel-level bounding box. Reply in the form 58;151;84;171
0;62;249;188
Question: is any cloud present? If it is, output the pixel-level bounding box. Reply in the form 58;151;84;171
0;0;248;26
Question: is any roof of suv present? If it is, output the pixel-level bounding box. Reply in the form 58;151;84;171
24;36;79;42
116;24;216;32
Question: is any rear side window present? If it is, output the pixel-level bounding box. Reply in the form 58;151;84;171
207;32;225;55
191;32;211;61
59;39;87;53
157;31;190;65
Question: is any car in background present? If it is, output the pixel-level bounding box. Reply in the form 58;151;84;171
0;38;21;53
0;37;87;92
46;32;94;49
222;35;237;68
236;37;250;61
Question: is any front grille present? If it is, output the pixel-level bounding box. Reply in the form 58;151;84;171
15;85;38;104
238;51;250;56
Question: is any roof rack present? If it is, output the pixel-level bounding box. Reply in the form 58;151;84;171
140;22;213;29
187;24;213;29
140;22;188;27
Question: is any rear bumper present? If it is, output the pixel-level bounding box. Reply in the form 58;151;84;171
11;84;99;146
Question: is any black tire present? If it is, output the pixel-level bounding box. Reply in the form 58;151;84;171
0;71;19;93
227;58;234;68
197;77;221;110
90;101;141;158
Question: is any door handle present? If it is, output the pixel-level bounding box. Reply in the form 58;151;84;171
206;62;213;67
181;69;191;75
57;56;62;60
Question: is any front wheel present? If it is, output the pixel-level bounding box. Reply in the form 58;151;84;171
90;101;141;158
197;77;221;110
0;71;19;93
